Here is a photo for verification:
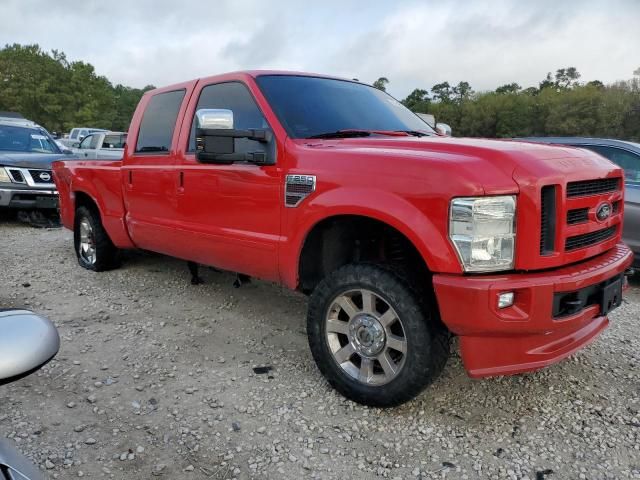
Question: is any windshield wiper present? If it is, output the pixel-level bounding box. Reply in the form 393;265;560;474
396;130;432;137
307;130;373;139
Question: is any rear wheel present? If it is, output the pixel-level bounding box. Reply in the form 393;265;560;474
307;264;449;407
74;206;119;271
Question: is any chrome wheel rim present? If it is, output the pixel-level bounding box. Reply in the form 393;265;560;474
325;289;407;386
79;219;96;265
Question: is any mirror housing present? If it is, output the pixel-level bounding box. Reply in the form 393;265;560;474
435;122;452;136
0;437;46;480
196;109;234;130
195;108;274;165
0;309;60;386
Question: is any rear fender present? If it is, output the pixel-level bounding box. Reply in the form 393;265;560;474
69;170;134;249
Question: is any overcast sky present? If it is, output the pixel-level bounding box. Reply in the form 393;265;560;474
1;0;639;99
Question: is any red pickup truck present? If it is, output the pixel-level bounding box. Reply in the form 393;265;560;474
53;71;633;407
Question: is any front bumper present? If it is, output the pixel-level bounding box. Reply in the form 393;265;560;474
433;243;633;377
0;186;59;209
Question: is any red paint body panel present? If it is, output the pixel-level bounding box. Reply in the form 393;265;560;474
433;243;633;376
52;70;632;381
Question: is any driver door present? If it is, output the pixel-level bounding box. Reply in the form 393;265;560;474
175;81;282;282
77;134;100;158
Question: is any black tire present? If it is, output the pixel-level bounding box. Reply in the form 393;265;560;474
307;263;449;407
74;205;119;271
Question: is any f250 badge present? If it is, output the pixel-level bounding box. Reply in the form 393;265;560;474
596;202;612;221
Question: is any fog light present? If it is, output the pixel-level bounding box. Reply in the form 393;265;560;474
498;292;514;309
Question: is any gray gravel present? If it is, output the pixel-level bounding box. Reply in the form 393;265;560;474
1;219;639;479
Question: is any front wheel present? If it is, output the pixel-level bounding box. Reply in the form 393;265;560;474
307;264;449;407
74;206;119;271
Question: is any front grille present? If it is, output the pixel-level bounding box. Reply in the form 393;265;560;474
613;200;621;214
567;208;589;225
29;169;53;184
540;185;557;255
565;226;617;251
8;169;25;183
566;178;619;198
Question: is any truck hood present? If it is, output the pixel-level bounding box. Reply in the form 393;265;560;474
298;136;620;193
0;152;69;169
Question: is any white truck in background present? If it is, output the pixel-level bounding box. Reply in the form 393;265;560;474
70;131;127;159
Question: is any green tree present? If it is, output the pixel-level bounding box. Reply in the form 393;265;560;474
431;82;454;103
372;77;389;91
495;83;521;94
401;88;430;111
0;43;149;133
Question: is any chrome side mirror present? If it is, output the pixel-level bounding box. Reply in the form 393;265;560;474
196;109;234;130
435;123;452;136
0;437;46;479
0;309;60;386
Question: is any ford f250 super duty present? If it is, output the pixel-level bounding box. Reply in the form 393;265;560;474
52;71;633;407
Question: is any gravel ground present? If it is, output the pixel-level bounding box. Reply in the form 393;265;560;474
1;218;639;480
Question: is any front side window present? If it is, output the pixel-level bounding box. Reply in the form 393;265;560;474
136;89;186;153
582;145;640;185
0;125;59;153
80;134;100;149
70;129;79;140
188;82;267;151
256;75;435;138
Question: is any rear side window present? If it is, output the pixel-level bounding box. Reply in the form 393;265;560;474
103;134;125;148
188;82;267;151
136;89;185;153
70;129;79;140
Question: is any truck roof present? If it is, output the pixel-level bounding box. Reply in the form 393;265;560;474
143;70;363;97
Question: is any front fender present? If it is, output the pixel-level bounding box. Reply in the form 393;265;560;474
280;187;461;289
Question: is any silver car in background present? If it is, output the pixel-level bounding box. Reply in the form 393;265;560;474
517;137;640;267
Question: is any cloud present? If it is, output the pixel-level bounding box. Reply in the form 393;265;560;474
1;0;638;98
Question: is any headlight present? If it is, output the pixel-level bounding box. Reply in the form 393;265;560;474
0;167;12;183
449;195;516;272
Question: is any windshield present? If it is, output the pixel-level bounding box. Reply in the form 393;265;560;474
0;125;60;153
256;75;435;139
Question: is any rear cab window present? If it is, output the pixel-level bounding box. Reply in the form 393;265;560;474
136;90;186;154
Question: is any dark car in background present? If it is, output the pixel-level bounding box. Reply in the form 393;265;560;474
0;115;68;213
517;137;640;267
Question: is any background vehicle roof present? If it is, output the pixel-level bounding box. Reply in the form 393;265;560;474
0;117;40;129
517;136;640;153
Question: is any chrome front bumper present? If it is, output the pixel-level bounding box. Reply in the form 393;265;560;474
0;186;58;208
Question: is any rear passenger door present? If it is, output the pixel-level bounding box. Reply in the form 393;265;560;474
175;81;281;281
123;89;188;256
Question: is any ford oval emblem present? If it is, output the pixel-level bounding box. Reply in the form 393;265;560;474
596;202;612;221
39;172;51;182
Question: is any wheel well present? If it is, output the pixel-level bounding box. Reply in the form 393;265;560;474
298;215;431;294
74;191;98;215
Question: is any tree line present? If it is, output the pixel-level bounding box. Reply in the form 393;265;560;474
0;44;153;134
375;67;640;141
2;44;639;141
